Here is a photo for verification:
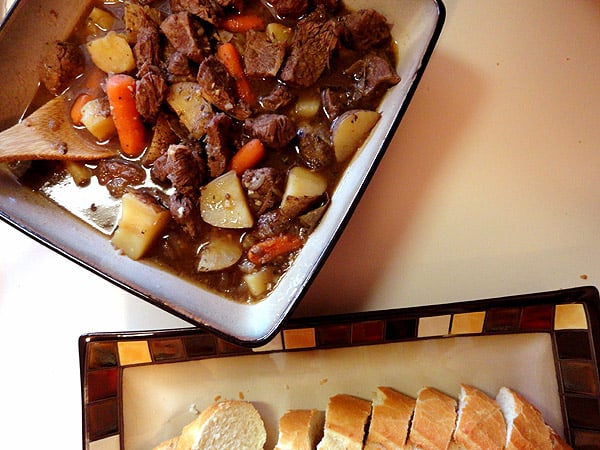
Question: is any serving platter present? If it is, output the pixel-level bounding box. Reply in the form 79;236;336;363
0;0;445;346
79;286;600;449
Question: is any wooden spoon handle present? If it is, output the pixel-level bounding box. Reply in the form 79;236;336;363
0;96;118;162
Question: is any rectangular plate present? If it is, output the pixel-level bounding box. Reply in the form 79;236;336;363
79;286;600;449
0;0;445;346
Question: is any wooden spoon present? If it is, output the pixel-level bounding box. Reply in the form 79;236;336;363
0;95;118;162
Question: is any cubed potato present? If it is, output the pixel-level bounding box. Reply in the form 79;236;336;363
197;230;243;272
266;23;292;45
166;82;214;139
200;170;254;229
294;90;321;119
87;31;136;74
112;191;171;260
280;166;327;214
330;109;381;162
243;267;276;297
80;97;116;141
86;7;115;35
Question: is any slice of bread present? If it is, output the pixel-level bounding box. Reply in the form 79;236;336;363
452;384;506;450
316;393;372;450
173;400;267;450
274;409;325;450
495;387;557;450
364;386;416;449
152;436;178;450
407;387;457;450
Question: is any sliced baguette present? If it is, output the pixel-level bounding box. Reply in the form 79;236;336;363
496;387;570;450
316;393;372;450
407;387;457;450
274;409;325;450
173;400;266;450
153;436;178;450
364;386;416;449
452;384;506;450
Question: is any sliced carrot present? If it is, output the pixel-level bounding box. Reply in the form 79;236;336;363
216;42;257;106
248;234;304;265
105;74;146;158
230;138;265;175
220;14;266;33
70;93;93;126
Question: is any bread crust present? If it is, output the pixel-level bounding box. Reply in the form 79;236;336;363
275;409;325;450
153;436;178;450
453;384;506;450
496;387;554;450
317;394;372;450
408;387;457;450
364;386;416;450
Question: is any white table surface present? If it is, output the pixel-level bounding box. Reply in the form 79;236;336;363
1;0;599;448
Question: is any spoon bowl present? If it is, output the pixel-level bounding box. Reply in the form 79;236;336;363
0;95;118;162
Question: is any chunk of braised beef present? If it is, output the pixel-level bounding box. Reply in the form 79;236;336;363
343;53;401;104
136;64;168;123
242;167;285;216
96;159;147;198
133;16;161;71
315;0;339;11
279;5;340;87
197;56;252;119
170;0;225;24
163;47;196;83
267;0;308;19
252;209;294;240
244;114;296;148
243;30;286;78
169;191;202;237
204;113;233;178
297;123;334;170
322;53;400;119
38;41;85;95
152;143;206;195
321;87;347;120
340;9;392;52
260;84;295;112
160;12;211;63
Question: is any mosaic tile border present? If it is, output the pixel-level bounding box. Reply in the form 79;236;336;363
79;286;600;450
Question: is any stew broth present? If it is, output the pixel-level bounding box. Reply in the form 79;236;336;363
15;0;401;303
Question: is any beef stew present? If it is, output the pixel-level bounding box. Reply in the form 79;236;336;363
10;0;401;303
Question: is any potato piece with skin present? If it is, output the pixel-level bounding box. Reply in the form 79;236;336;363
331;109;381;162
197;230;244;272
166;82;214;139
200;170;254;229
112;191;171;260
141;112;179;166
280;166;327;215
87;31;136;74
